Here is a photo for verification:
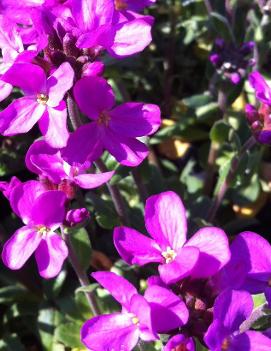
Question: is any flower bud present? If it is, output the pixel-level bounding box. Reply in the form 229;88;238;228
65;208;90;227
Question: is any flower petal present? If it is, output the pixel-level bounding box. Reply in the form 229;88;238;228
0;80;12;102
74;171;114;189
185;227;230;278
47;62;74;107
114;226;162;266
92;271;137;309
2;226;42;270
144;191;187;250
213;290;253;334
249;72;271;105
30;190;66;228
232;331;271;351
109;102;161;137
103;129;149;166
39;102;69;148
108;17;153;57
61;123;103;165
0;97;45;136
158;247;200;285
129;294;157;341
10;180;45;224
204;319;229;351
81;313;139;351
164;334;195;351
35;233;68;279
144;285;189;332
1;62;46;95
73;76;115;120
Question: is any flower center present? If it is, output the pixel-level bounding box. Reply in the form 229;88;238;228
97;110;111;126
161;246;177;263
221;337;230;350
131;316;139;325
36;225;50;237
114;0;127;10
37;93;49;105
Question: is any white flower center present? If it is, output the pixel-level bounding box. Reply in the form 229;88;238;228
161;246;177;263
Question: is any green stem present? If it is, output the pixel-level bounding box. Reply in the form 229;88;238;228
95;159;130;226
61;228;100;315
207;136;257;222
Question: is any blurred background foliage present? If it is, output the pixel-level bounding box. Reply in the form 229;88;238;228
1;0;271;349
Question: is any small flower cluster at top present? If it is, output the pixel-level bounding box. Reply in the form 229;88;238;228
85;191;271;351
0;0;161;277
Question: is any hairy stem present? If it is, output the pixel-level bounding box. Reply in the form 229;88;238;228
132;168;148;204
67;93;82;130
95;159;130;226
240;303;268;333
62;228;100;315
207;136;257;222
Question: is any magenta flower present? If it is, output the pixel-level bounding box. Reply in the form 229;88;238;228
164;334;195;351
212;231;271;308
0;61;74;147
204;289;271;351
81;271;158;351
26;140;114;190
82;271;189;350
114;191;230;284
62;76;161;166
65;208;90;227
1;180;68;278
246;72;271;144
62;0;154;58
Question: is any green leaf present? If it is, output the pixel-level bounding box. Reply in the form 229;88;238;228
0;335;24;351
43;270;67;300
69;228;92;270
214;157;232;196
86;192;120;229
75;284;99;294
210;12;234;41
38;307;63;351
210;121;231;143
55;322;83;348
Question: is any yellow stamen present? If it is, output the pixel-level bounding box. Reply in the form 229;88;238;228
161;246;177;263
37;225;49;236
37;93;49;105
131;316;139;325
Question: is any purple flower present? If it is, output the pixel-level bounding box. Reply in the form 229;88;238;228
81;271;158;351
58;0;154;58
65;208;90;227
212;231;271;308
0;61;74;147
26;140;114;192
1;180;68;278
204;289;271;351
164;334;195;351
114;191;230;284
62;76;161;166
245;72;271;144
210;39;255;84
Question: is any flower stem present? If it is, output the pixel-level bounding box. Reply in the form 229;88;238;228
240;303;268;333
61;228;100;316
207;135;257;222
67;93;82;130
95;159;130;226
132;168;148;204
203;0;213;16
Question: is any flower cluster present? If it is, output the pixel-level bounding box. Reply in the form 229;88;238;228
83;191;271;350
210;38;255;85
0;0;161;278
